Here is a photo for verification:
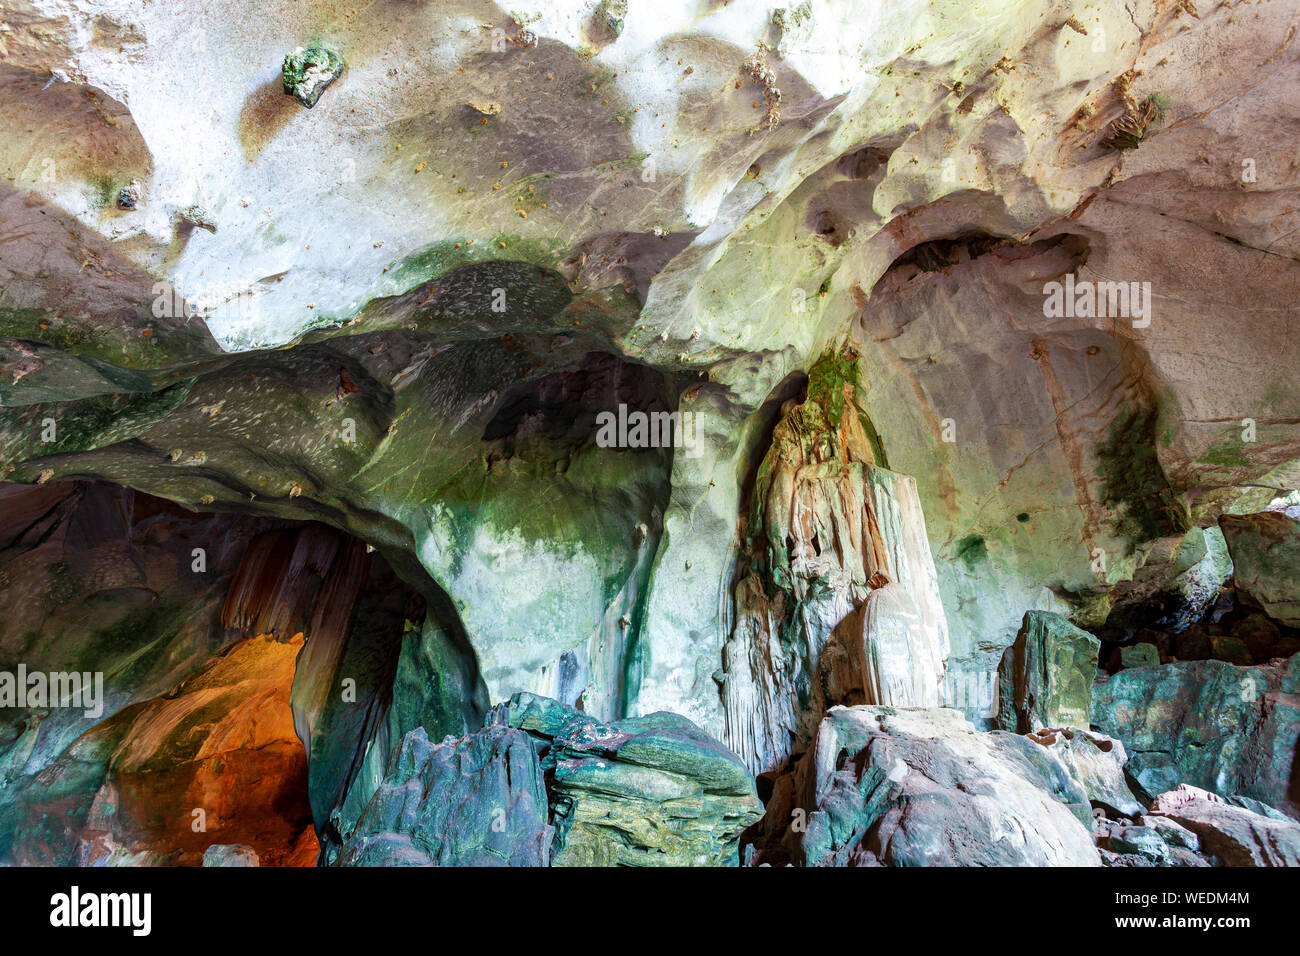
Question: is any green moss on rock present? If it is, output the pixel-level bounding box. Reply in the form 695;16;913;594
282;46;344;109
1096;405;1190;543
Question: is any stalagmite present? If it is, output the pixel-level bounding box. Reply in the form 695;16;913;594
724;361;950;773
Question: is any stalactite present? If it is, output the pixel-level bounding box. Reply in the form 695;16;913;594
292;536;371;760
220;525;345;638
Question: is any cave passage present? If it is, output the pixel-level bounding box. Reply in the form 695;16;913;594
0;478;426;866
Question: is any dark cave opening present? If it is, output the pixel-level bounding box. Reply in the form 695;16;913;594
480;349;677;460
0;478;430;866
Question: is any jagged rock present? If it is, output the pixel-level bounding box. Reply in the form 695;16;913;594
995;611;1100;734
50;633;316;867
502;694;761;867
1093;655;1300;816
1220;513;1300;627
1095;817;1208;867
281;47;344;109
116;179;142;210
334;694;760;867
1148;785;1300;867
1027;727;1144;817
750;707;1099;867
202;844;260;867
333;723;553;867
2;0;1298;765
725;359;949;773
1100;527;1234;642
1138;814;1200;851
2;0;1300;870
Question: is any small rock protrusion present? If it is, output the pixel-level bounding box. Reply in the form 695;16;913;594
282;46;345;109
116;179;142;210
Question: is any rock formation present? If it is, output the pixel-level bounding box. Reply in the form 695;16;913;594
336;693;761;867
724;355;950;773
0;0;1298;868
996;610;1100;733
747;706;1101;867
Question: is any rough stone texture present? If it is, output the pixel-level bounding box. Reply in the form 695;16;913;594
1220;512;1300;627
724;364;949;773
332;723;553;867
281;46;343;109
503;693;762;867
1148;785;1300;867
751;706;1099;867
1119;642;1160;668
202;844;260;867
1027;726;1144;817
996;611;1100;734
17;633;319;867
2;0;1300;869
332;693;759;866
1099;526;1233;642
1093;655;1300;817
1095;816;1207;867
1;0;1296;747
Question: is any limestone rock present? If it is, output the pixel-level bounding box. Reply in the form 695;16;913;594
333;723;553;867
503;694;761;867
725;360;949;773
282;47;344;109
1093;656;1300;816
1148;785;1300;867
1027;727;1144;817
1095;817;1207;867
2;0;1300;870
202;844;260;867
334;693;760;867
752;707;1099;867
1220;513;1300;627
1119;643;1160;669
1100;526;1234;642
995;611;1100;734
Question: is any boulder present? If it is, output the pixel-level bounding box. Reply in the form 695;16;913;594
333;723;552;867
1148;785;1300;866
1101;526;1234;639
335;694;761;867
1137;814;1200;851
503;694;762;867
996;611;1100;733
1027;727;1144;816
202;844;260;867
1095;819;1208;867
1119;643;1160;669
1219;513;1300;627
1093;655;1300;816
754;707;1100;866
